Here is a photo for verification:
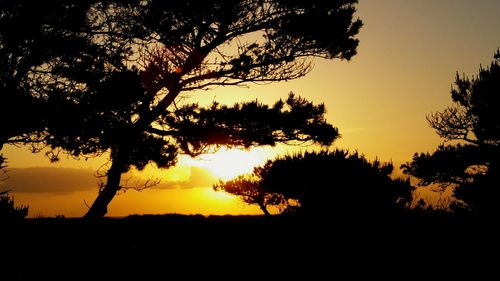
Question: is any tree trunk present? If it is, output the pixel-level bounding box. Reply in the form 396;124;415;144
83;159;125;219
258;202;271;217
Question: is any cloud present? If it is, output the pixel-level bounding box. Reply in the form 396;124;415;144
0;167;97;194
0;165;219;194
155;166;218;189
344;127;369;134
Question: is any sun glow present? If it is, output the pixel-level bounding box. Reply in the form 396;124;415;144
186;148;269;180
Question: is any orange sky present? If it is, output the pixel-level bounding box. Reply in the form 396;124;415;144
2;0;500;217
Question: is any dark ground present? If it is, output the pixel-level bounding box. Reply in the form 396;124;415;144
1;213;498;280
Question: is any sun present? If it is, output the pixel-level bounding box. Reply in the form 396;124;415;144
186;148;269;180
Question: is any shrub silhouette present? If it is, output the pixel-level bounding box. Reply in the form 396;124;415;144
216;150;414;217
0;190;29;221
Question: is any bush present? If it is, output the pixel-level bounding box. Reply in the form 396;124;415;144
216;150;414;217
0;190;29;221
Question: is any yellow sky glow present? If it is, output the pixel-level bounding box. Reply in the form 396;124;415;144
185;148;270;180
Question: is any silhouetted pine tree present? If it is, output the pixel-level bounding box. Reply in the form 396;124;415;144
402;50;500;214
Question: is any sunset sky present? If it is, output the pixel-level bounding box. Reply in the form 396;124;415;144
2;0;500;217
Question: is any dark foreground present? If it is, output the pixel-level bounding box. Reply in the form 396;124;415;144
2;213;499;279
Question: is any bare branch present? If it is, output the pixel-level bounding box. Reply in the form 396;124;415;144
427;105;478;144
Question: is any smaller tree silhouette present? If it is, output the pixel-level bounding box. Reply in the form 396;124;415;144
402;50;500;214
0;190;29;221
214;176;287;216
215;150;413;217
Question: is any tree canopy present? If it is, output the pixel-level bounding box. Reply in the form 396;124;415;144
1;0;104;144
216;150;413;217
402;50;500;214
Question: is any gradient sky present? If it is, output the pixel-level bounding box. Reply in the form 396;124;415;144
2;0;500;217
